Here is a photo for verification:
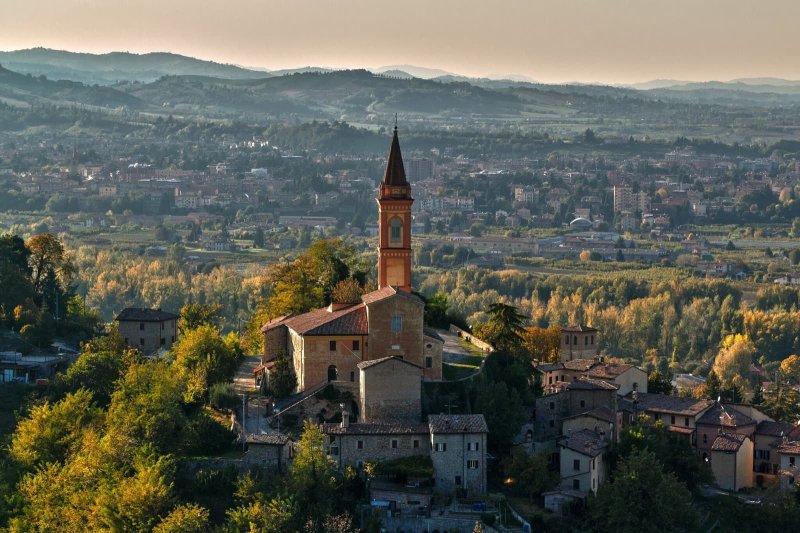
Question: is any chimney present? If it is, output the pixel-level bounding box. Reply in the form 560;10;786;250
340;403;349;429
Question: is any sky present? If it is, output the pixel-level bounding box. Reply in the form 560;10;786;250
2;0;800;85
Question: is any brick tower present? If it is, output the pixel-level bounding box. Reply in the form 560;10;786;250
377;126;413;292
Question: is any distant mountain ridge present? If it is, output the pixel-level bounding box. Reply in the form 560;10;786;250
0;48;268;84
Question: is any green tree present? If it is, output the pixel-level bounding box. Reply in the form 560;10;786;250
423;292;450;328
56;349;125;406
478;302;526;352
504;449;558;502
269;351;298;399
647;371;673;395
179;302;222;332
172;325;242;403
590;449;699;533
476;381;526;451
9;388;102;469
225;495;296;533
106;361;187;454
290;421;338;528
253;228;266;249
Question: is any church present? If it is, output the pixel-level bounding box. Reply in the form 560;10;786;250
261;127;444;397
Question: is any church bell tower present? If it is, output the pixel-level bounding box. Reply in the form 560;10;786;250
377;126;413;292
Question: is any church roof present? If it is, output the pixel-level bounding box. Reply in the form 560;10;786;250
281;304;368;336
382;127;408;187
361;285;423;306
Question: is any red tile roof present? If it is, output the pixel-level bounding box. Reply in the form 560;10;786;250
711;433;748;452
281;304;368;336
586;363;636;380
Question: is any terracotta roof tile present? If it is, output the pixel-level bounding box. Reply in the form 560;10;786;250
281;304;368;336
561;325;598;333
711;433;747;452
563;359;599;371
586;363;636;380
361;286;423;305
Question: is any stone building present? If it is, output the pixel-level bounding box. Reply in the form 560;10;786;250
115;307;179;354
260;128;444;396
358;356;422;423
558;428;609;494
322;412;488;495
559;325;599;361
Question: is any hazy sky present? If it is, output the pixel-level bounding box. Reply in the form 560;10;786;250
2;0;799;84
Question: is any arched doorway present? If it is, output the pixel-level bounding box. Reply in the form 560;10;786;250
327;365;338;382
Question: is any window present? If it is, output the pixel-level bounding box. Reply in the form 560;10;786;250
330;446;339;456
591;335;594;345
670;415;676;425
790;457;796;467
580;400;586;408
565;335;570;345
391;315;402;333
426;356;433;368
350;371;355;382
139;322;145;331
160;337;165;346
584;336;589;345
684;417;689;427
474;442;480;451
573;459;580;471
467;460;479;469
352;340;360;351
573;479;580;490
391;439;398;449
548;376;553;384
389;217;402;243
455;475;462;486
426;343;432;349
549;420;555;428
140;338;145;346
161;322;164;331
329;340;336;351
171;336;175;343
653;413;659;421
357;440;363;450
467;442;473;451
549;402;555;410
591;458;596;470
124;337;129;344
703;434;707;444
413;439;419;449
435;442;447;452
573;336;578;345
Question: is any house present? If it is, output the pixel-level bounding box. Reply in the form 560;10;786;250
115;307;179;354
558;428;609;494
543;489;586;514
533;378;618;450
710;433;754;491
695;403;757;463
244;434;293;472
753;420;793;486
559;326;599;361
585;362;647;396
623;393;714;445
321;412;488;495
776;426;800;490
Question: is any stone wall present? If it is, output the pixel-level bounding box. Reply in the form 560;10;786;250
448;324;493;352
360;358;422;423
330;431;429;470
430;432;487;495
118;318;177;354
366;294;425;368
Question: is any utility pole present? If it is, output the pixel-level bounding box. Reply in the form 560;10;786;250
241;393;247;452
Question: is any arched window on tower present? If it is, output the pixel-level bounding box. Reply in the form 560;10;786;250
389;217;402;244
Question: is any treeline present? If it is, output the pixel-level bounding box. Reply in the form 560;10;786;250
0;233;98;347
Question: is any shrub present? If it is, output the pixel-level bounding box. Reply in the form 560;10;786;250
209;383;238;410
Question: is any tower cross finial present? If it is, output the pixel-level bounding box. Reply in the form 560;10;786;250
394;113;398;130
